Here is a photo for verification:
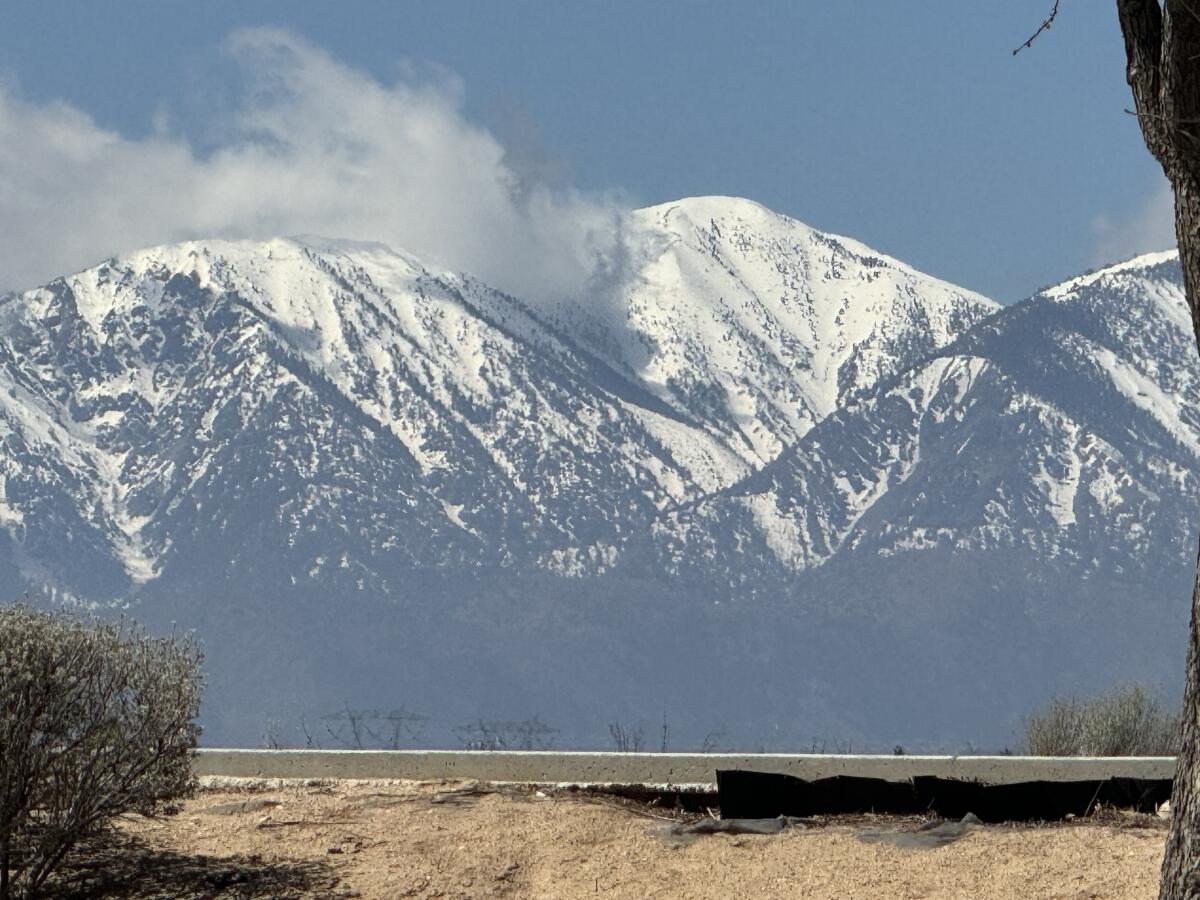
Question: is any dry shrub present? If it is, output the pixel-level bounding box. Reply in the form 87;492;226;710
608;721;645;752
1023;683;1179;756
455;715;558;750
0;605;203;899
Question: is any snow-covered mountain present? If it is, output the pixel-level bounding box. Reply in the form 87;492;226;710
627;251;1196;746
0;199;1192;750
543;196;998;465
650;250;1198;586
0;237;731;595
0;200;990;597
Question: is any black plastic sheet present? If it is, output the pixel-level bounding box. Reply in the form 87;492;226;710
716;769;1171;822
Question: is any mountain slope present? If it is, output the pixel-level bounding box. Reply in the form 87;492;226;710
588;251;1190;749
2;203;1187;750
540;196;999;464
0;237;744;597
0;198;993;597
649;251;1195;589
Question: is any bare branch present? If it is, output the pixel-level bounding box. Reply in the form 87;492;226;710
1013;0;1063;55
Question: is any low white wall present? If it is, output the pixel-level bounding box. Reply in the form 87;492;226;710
193;749;1176;788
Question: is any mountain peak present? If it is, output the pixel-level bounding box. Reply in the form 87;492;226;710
11;236;433;335
600;196;999;459
1043;249;1180;301
638;195;781;227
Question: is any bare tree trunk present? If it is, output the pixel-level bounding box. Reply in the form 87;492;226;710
1167;561;1200;894
1112;1;1200;896
1161;175;1200;899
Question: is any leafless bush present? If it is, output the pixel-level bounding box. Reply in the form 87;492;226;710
608;722;644;752
455;716;557;751
0;605;203;899
698;727;728;754
320;703;428;750
1023;683;1179;756
808;737;853;754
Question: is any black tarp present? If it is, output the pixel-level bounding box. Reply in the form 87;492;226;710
716;769;1171;822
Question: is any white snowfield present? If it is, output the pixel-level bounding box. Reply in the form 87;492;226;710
0;195;1192;749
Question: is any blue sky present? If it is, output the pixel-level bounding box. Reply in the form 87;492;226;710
0;1;1172;302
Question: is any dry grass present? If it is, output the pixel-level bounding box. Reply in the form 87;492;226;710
96;779;1170;899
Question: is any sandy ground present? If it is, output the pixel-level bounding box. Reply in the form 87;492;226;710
79;780;1168;899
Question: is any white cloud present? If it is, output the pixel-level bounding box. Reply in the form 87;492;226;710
1089;179;1177;266
0;28;632;301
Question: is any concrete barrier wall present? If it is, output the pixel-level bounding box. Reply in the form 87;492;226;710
193;749;1177;788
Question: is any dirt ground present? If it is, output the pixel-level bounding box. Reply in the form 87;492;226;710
81;780;1169;899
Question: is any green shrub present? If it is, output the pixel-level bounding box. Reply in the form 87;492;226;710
1023;683;1179;756
0;605;203;899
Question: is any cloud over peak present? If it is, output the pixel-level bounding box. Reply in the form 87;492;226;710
0;27;630;302
1089;180;1177;269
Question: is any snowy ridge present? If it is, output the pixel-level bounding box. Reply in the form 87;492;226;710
540;196;998;464
1;199;1194;749
0;198;991;591
647;250;1198;587
0;236;732;590
1043;250;1181;301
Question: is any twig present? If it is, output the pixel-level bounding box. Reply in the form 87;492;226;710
256;819;361;829
587;797;680;822
1125;109;1200;148
1125;108;1200;125
1013;0;1062;55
